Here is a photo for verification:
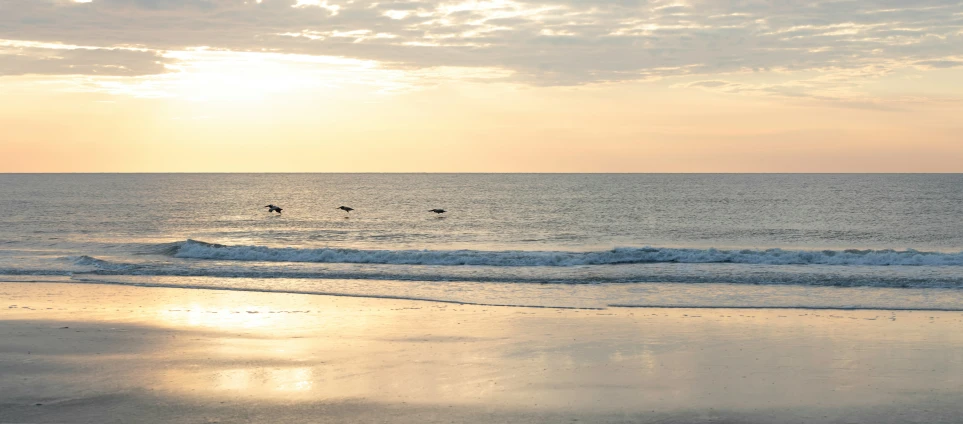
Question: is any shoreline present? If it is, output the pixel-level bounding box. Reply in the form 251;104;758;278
5;278;963;312
3;282;963;423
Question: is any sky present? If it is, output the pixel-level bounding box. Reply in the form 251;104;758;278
1;0;962;172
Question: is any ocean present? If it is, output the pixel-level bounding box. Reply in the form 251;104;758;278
2;173;963;310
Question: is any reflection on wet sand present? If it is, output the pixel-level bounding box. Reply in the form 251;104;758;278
210;367;314;393
2;283;963;423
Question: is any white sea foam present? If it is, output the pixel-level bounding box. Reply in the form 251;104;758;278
173;240;963;267
6;242;963;289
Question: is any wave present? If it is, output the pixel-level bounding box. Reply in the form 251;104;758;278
0;269;72;276
5;258;963;288
171;240;963;267
5;240;963;289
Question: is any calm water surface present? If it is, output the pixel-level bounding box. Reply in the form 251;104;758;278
2;174;962;309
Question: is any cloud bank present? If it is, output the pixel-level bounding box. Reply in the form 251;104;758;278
1;0;961;92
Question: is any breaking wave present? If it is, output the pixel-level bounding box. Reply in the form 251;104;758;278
171;240;963;267
6;241;963;289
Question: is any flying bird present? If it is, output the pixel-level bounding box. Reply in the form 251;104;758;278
264;204;283;214
338;206;354;213
429;209;446;214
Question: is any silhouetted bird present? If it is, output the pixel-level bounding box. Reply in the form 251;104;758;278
429;209;446;214
339;206;354;213
264;204;283;214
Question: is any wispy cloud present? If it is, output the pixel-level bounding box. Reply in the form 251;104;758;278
0;39;171;76
1;0;961;99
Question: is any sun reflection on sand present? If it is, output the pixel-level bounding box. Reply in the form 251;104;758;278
9;283;959;413
212;367;315;393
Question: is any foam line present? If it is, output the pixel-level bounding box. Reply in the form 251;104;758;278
172;239;963;267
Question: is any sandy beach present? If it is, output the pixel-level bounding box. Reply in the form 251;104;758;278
1;282;962;423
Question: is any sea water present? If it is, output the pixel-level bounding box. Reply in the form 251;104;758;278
2;173;963;309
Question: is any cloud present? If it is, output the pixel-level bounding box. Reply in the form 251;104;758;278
915;58;963;69
675;58;963;110
0;41;171;76
682;80;732;89
0;0;961;93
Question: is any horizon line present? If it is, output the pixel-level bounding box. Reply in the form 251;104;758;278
2;172;963;175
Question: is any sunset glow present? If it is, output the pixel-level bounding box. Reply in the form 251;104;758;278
2;0;962;172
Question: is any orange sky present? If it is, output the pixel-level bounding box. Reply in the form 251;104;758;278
2;1;962;172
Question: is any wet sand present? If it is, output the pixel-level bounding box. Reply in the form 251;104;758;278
2;282;962;423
